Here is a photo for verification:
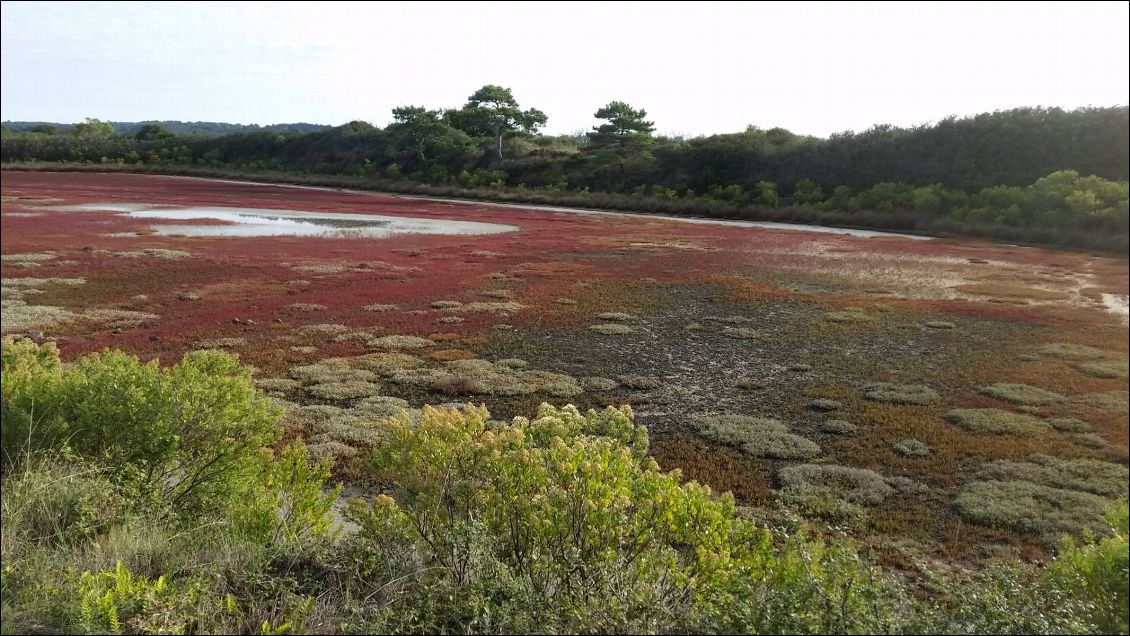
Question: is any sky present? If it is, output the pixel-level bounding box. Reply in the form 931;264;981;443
1;1;1128;138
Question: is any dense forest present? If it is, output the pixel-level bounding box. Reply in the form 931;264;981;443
2;89;1128;251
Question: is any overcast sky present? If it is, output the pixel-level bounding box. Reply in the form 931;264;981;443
2;1;1127;137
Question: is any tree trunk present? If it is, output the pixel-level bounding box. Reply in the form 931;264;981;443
497;133;504;160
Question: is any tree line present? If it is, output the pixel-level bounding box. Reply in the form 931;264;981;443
2;87;1127;250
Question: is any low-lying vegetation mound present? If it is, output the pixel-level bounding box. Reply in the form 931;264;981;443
588;323;634;335
892;438;931;457
388;358;583;398
1077;359;1129;379
1037;343;1107;361
1048;417;1092;433
979;383;1065;406
367;334;436;349
975;455;1129;497
864;382;941;405
955;480;1111;538
692;414;821;459
819;419;857;434
778;464;894;505
824;311;870;323
1074;390;1129;415
945;408;1052;435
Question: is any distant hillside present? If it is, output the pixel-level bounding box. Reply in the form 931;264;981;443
1;120;333;135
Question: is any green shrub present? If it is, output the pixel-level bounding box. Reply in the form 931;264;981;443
917;502;1129;634
231;443;341;546
1046;502;1129;634
2;339;282;518
1;337;66;463
352;403;902;633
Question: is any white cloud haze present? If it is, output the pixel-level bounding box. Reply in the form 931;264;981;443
2;0;1127;137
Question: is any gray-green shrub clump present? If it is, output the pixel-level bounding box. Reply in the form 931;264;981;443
955;480;1110;537
692;414;821;459
945;408;1052;435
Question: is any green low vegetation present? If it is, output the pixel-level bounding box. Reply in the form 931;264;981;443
1;337;1127;634
3;102;1127;251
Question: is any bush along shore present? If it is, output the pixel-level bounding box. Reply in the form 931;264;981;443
2;337;1128;634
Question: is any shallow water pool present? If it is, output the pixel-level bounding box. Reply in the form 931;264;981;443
51;203;520;238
